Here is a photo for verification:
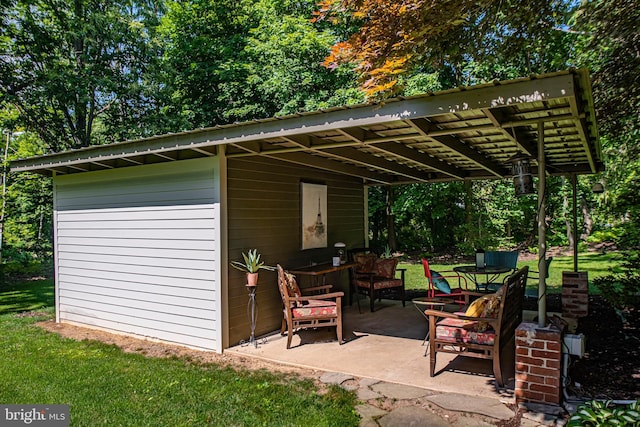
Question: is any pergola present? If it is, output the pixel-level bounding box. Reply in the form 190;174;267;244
12;68;602;327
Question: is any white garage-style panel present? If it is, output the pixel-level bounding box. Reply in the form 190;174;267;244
53;157;223;352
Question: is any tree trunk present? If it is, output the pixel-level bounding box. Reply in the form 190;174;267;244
581;195;593;240
464;180;473;245
563;177;575;248
386;186;397;251
73;0;89;148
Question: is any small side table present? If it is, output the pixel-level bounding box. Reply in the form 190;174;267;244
412;297;451;356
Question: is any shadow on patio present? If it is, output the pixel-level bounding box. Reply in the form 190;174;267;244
227;299;516;401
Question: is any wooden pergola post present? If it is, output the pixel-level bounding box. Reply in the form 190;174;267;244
537;122;547;328
571;174;579;272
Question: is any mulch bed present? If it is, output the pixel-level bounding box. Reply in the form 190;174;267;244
518;294;638;401
567;296;640;401
524;294;640;400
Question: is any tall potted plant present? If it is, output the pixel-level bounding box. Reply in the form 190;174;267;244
230;249;275;286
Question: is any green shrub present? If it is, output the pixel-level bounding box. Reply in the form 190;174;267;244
592;250;640;310
568;399;640;426
1;248;53;279
587;228;623;244
2;260;45;277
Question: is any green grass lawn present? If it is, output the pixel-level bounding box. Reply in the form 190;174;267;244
0;277;54;312
400;251;624;294
0;278;359;426
0;252;625;425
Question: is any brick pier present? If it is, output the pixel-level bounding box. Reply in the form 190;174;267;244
562;271;589;318
515;322;562;407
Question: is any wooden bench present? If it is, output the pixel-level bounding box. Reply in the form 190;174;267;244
424;266;528;386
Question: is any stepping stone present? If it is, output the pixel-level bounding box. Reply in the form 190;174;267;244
378;406;450;427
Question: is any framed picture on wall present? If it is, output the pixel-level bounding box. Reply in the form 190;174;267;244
301;182;327;250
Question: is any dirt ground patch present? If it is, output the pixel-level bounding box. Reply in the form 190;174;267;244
37;320;323;383
523;294;639;401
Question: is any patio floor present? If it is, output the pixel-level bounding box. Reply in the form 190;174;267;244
226;298;516;402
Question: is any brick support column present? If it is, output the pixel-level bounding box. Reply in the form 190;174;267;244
515;322;562;407
562;271;589;318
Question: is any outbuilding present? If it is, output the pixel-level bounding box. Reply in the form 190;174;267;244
11;69;602;352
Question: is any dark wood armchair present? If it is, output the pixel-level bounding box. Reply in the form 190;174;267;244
423;266;528;386
276;265;344;349
352;256;406;312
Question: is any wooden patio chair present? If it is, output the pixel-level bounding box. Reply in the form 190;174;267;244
349;248;378;282
424;266;528;386
422;258;474;307
352;256;406;312
276;265;344;349
348;248;377;310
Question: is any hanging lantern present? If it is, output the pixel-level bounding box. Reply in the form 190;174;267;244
475;248;485;269
592;182;604;194
508;153;534;196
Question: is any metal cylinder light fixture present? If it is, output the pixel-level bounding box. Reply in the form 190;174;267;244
592;182;605;194
508;153;534;196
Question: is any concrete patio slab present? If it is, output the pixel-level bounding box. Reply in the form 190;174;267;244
226;299;515;401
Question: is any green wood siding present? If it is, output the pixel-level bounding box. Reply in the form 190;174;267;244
227;157;365;345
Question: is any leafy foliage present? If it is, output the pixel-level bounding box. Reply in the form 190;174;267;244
2;131;53;277
315;0;572;98
568;399;640;427
572;0;640;138
245;6;363;115
159;0;258;127
159;0;362;129
0;0;167;150
594;134;640;249
230;249;275;273
369;182;466;254
369;179;542;256
592;250;640;310
570;0;640;249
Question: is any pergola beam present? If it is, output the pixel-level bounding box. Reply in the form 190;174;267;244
281;134;433;182
431;134;505;178
337;127;466;180
267;151;393;184
482;108;537;158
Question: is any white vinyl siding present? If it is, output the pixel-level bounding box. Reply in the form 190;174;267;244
53;158;222;352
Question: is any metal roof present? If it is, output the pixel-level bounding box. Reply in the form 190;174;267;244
11;68;602;185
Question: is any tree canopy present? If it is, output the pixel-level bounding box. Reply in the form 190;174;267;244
0;0;639;270
0;0;166;151
158;0;362;129
315;0;571;98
